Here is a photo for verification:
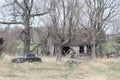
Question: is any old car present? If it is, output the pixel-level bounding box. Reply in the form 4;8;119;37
11;53;42;63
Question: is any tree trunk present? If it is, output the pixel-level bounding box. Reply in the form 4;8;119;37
91;35;96;59
23;12;30;53
23;7;31;54
56;45;62;64
92;43;96;58
23;27;30;53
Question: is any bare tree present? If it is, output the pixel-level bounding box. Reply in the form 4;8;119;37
46;0;82;63
0;0;57;53
80;0;119;58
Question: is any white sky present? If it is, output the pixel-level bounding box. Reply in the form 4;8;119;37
0;0;119;34
0;1;5;5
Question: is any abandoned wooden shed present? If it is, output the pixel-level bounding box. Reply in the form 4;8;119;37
46;28;92;56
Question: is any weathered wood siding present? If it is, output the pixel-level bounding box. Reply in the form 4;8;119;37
70;46;80;55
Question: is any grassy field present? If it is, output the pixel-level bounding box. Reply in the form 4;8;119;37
0;56;120;80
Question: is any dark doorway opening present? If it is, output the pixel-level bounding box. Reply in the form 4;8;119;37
62;46;70;56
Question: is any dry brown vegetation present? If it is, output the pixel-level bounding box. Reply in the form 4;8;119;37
0;55;120;80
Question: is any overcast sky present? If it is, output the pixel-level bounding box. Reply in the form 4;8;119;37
0;0;119;34
0;1;5;5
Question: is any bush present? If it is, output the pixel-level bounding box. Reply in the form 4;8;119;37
101;43;116;54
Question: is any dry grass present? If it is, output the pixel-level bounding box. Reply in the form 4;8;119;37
0;55;120;80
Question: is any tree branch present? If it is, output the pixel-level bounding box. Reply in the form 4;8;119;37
30;9;53;17
14;0;25;11
0;21;23;25
31;0;59;17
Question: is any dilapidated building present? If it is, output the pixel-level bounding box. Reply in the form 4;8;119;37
46;28;92;57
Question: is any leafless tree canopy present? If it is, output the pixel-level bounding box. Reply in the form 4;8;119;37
79;0;119;58
47;0;82;45
0;0;58;54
